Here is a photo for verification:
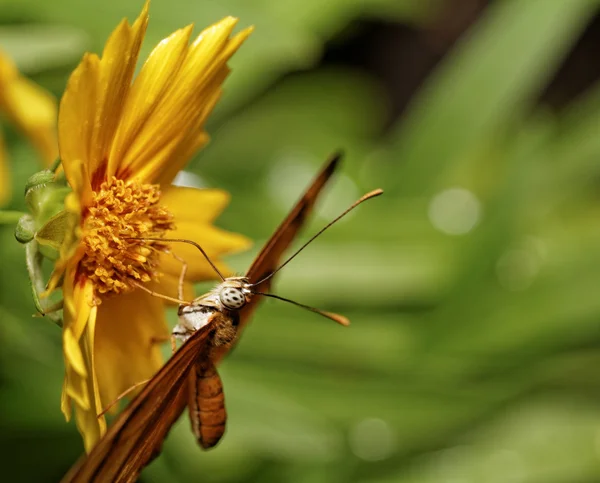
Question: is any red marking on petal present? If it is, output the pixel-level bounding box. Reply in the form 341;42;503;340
75;264;87;288
91;160;108;191
118;166;132;181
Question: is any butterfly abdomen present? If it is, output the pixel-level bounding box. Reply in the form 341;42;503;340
188;361;227;449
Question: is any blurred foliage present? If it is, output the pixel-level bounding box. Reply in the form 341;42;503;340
2;0;600;482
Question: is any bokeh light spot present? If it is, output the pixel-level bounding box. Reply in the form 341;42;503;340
428;187;482;235
348;417;396;461
496;237;544;291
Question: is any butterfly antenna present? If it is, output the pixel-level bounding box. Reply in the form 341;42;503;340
250;291;350;326
125;237;226;282
250;188;383;287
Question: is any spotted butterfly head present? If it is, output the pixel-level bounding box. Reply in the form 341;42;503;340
218;277;251;311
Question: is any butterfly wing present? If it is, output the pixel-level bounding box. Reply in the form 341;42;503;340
210;153;341;367
246;152;341;287
62;320;214;483
239;153;341;323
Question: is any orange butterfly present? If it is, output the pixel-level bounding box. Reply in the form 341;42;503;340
62;153;382;482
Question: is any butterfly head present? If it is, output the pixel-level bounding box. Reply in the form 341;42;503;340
218;277;251;311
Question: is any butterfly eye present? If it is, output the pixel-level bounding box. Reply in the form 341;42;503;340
219;287;246;310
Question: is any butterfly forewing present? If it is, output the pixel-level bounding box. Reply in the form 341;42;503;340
246;152;340;288
215;153;342;365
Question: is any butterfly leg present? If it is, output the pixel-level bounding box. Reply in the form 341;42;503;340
131;280;188;305
169;251;188;301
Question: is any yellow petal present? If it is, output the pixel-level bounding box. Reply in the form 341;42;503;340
108;24;194;177
156;185;251;280
62;302;106;452
161;221;251;281
161;186;231;223
154;129;210;187
60;377;72;421
94;289;169;408
117;18;252;183
0;78;58;165
0;49;16;81
63;361;89;411
61;268;95;412
63;327;87;377
58;53;100;196
80;298;106;452
89;6;148;181
0;49;58;166
58;1;148;191
62;263;95;340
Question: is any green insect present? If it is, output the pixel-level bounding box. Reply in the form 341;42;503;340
4;159;73;327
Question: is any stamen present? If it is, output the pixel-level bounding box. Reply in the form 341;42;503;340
79;176;175;297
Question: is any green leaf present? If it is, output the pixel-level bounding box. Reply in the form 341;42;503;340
0;25;88;73
390;399;600;483
385;0;596;195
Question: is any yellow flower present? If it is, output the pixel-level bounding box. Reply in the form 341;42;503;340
0;49;58;204
46;1;252;451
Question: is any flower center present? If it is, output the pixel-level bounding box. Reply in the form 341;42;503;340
80;176;175;297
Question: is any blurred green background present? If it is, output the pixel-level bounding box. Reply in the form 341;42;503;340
2;0;600;481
